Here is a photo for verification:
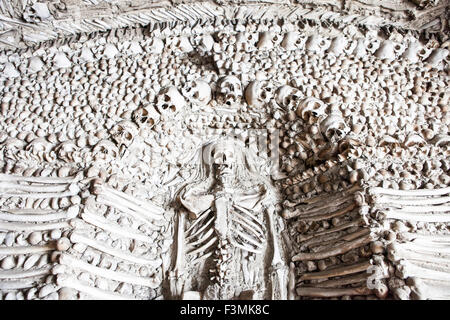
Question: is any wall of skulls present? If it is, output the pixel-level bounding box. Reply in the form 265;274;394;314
0;11;449;299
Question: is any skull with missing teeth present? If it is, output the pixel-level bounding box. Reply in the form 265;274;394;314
132;105;160;128
182;80;212;106
320;113;349;142
111;120;139;148
245;80;273;108
276;85;303;111
155;86;185;118
217;75;243;107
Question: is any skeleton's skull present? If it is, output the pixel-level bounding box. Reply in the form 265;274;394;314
217;75;243;107
110;120;139;148
257;32;281;50
93;140;119;162
132;105;160;127
155;86;185;117
182;80;212;106
275;85;302;110
305;34;330;53
320;113;349;142
56;140;79;163
210;141;237;187
297;97;327;123
244;81;273;108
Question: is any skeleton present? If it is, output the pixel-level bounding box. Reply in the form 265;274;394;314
155;86;185;118
170;139;285;300
182;80;212;106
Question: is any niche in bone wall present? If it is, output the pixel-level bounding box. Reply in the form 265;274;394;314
0;0;449;300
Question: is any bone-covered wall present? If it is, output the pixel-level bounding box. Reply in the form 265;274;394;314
0;0;449;300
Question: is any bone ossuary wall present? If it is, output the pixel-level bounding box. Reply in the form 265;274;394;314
0;0;449;300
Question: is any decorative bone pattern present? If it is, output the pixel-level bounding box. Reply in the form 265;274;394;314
0;0;449;300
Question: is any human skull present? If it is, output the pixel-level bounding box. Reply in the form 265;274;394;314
210;141;238;187
257;32;281;50
182;80;212;106
305;34;330;53
281;32;305;51
155;86;185;117
375;40;404;60
245;80;273;108
110;120;139;148
93;140;119;162
296;97;327;123
235;32;257;52
320;113;349;142
217;75;243;107
132;105;160;127
275;85;302;110
56;140;79;163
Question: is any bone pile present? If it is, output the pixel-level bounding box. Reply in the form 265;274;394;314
0;0;449;300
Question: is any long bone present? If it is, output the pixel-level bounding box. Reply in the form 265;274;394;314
294;185;361;206
56;274;136;300
298;218;365;242
299;260;372;281
0;174;75;184
388;242;450;261
5;208;58;214
381;210;450;223
97;192;163;221
388;246;450;265
283;196;354;219
0;207;77;222
374;196;450;206
0;243;56;255
312;272;371;288
410;279;450;299
0;266;51;279
102;186;164;215
403;259;450;273
296;286;373;297
385;205;450;213
0;277;44;290
393;241;450;255
307;228;370;252
396;260;450;281
292;233;373;261
97;195;160;227
398;232;450;243
70;232;160;266
301;202;357;222
58;253;160;288
1;187;80;199
81;211;154;243
0;182;71;193
233;209;265;236
284;193;354;209
370;187;450;197
0;221;70;231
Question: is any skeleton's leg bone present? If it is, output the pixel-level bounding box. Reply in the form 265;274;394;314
388;245;450;265
297;185;361;205
56;274;136;300
58;253;161;288
81;211;153;243
0;182;70;193
70;232;160;266
296;286;373;297
398;232;450;243
299;260;371;281
292;234;372;261
0;277;45;290
288;262;296;300
0;221;70;231
309;228;371;252
387;205;450;213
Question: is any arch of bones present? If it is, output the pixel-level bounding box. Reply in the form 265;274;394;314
0;0;449;300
